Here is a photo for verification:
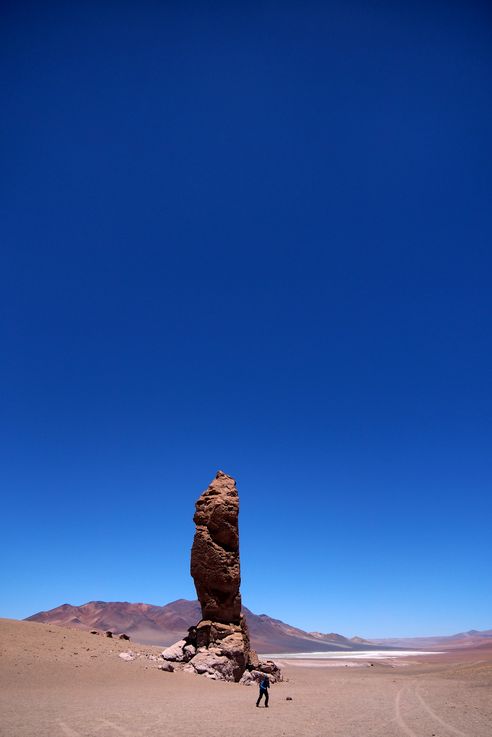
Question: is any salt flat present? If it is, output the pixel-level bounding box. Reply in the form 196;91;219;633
261;649;443;660
1;618;491;737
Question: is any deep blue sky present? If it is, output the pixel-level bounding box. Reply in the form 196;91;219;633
1;0;491;638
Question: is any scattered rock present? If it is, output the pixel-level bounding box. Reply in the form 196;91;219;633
105;631;113;638
90;630;99;635
118;652;134;661
119;633;130;640
161;639;188;662
159;661;174;672
286;697;293;701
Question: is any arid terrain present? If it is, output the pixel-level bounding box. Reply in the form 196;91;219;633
1;618;491;737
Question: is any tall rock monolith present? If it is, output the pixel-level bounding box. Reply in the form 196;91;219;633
159;471;282;685
190;470;242;623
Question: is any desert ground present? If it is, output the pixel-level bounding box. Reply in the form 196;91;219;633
1;618;491;737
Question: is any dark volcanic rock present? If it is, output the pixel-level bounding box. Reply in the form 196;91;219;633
190;470;242;624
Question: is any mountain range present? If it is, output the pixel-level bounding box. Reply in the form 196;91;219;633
372;629;492;650
26;600;492;652
26;599;375;652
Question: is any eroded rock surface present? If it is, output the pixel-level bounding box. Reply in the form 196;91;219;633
160;471;281;684
160;639;187;662
190;470;242;623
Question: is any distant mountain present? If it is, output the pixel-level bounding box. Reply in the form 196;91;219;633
26;600;202;647
243;611;366;653
371;629;492;650
26;599;387;652
350;636;372;645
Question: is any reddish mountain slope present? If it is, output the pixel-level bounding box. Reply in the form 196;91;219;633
29;600;489;652
26;600;202;647
26;599;377;651
244;610;356;652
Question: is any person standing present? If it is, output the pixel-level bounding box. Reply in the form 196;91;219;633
256;674;270;707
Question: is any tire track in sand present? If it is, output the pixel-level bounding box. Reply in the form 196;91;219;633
58;723;83;737
395;687;419;737
415;688;468;737
59;719;138;737
99;719;136;736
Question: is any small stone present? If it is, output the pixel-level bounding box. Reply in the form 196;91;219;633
105;631;113;638
286;697;293;701
119;652;134;661
119;633;130;640
159;661;174;672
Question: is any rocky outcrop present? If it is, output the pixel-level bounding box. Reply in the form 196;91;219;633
160;471;282;684
190;470;242;623
160;634;282;683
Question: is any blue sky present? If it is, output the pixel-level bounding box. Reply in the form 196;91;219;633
1;0;491;638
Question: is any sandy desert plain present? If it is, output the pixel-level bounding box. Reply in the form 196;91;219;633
1;618;491;737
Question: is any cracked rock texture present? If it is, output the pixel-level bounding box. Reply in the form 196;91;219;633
190;470;242;624
160;471;281;684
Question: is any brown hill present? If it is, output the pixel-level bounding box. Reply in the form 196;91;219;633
26;599;383;652
245;612;359;653
26;600;201;647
